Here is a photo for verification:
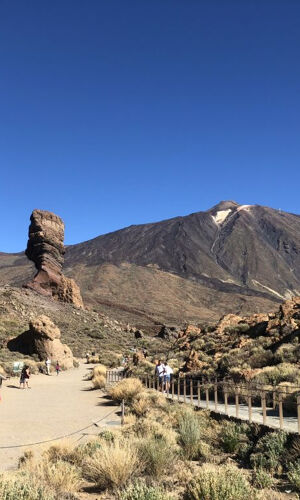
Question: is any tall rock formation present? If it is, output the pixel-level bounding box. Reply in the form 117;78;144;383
25;210;84;308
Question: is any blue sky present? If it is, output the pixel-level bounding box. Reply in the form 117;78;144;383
1;0;299;252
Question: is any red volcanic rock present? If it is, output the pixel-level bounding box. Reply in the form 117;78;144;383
25;210;83;308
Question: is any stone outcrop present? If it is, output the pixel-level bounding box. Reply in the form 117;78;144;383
183;349;202;372
7;315;74;369
25;210;83;308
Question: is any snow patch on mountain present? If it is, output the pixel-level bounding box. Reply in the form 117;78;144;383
212;209;232;225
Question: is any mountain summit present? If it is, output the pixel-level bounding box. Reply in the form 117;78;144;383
1;202;299;326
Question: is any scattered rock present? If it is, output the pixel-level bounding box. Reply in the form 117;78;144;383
134;329;143;339
132;350;145;365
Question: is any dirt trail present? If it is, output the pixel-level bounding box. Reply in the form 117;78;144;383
0;362;120;471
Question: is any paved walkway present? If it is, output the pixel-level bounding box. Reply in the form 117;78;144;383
166;392;299;433
0;363;120;471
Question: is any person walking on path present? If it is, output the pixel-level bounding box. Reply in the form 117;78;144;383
0;372;6;401
155;360;165;390
19;366;30;389
45;358;51;375
163;361;173;393
55;361;61;375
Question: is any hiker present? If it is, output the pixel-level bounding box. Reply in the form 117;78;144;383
86;352;90;363
163;361;173;393
45;358;51;375
0;373;6;401
20;365;30;389
55;361;61;375
155;360;165;389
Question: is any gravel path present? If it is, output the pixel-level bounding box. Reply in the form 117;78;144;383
0;363;120;471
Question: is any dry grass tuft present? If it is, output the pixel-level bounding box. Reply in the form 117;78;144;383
109;378;143;403
92;374;106;389
83;437;139;489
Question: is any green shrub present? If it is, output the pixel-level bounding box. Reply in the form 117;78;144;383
119;480;173;500
220;423;242;454
177;411;202;459
183;464;254;500
252;468;274;489
139;437;176;478
0;473;55;500
250;431;287;474
287;460;300;491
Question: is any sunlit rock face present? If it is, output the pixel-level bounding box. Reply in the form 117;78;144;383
25;209;83;308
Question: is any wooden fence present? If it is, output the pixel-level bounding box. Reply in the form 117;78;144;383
141;374;300;434
105;369;300;433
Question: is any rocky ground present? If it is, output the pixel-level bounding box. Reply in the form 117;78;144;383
0;285;169;371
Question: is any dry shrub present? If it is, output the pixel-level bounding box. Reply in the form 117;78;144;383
92;374;106;389
43;441;76;464
16;454;82;498
110;378;143;403
84;437;139;489
123;413;137;427
93;364;107;377
38;459;82;495
132;395;150;417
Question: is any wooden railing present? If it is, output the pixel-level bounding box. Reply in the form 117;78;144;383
140;374;300;434
105;369;300;434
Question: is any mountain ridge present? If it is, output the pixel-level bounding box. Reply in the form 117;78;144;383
0;201;299;327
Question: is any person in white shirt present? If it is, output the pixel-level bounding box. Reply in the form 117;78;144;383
45;358;51;375
163;361;173;393
155;360;165;389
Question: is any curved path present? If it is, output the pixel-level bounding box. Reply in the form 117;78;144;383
0;363;120;471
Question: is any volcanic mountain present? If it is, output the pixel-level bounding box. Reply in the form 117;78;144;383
1;201;299;327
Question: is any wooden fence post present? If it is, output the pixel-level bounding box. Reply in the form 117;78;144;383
235;386;239;419
297;395;300;434
278;392;283;430
261;390;267;426
171;379;174;399
183;376;187;403
190;379;194;406
214;380;218;412
273;385;277;410
205;384;209;409
121;399;125;425
224;384;228;415
248;391;252;424
177;378;180;401
197;381;200;407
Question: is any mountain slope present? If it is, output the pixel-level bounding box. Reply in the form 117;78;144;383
0;201;299;327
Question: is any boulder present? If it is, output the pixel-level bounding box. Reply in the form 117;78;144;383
216;314;243;334
7;315;74;369
25;210;84;308
132;350;145;365
183;349;202;372
157;325;181;339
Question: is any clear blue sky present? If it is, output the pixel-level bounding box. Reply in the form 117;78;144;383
1;0;299;252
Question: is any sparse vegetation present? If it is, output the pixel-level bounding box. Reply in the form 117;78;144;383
183;464;254;500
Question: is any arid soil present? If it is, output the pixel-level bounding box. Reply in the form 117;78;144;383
0;362;120;471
